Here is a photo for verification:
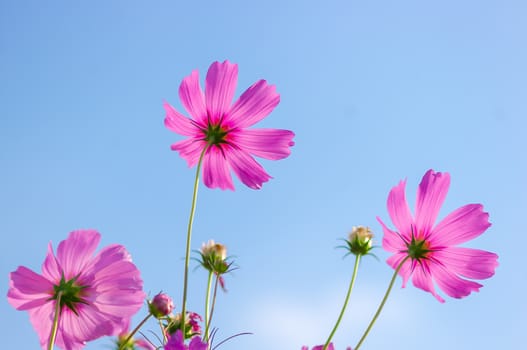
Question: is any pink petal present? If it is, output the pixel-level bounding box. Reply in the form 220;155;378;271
430;204;491;246
231;128;294;160
386;253;413;288
27;300;55;349
202;146;235;190
59;306;115;344
386;179;414;241
188;336;208;350
377;216;405;253
42;243;61;282
227;147;272;190
415;170;450;237
411;261;445;303
7;266;54;310
433;247;498;280
430;261;482;299
226;79;280;128
170;138;207;168
205;61;238;124
56;230;100;280
164;102;200;136
179;70;207;125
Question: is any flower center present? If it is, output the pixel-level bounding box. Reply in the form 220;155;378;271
52;275;88;315
406;237;431;260
204;123;228;146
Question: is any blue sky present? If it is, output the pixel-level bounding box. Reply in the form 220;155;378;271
1;1;525;349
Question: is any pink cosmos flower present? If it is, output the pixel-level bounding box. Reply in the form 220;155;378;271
8;230;146;349
164;60;295;190
377;169;499;302
164;330;207;350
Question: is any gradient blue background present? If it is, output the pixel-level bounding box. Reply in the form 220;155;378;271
1;1;525;349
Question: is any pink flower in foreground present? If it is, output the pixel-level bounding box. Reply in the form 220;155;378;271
377;169;499;302
164;330;207;350
8;230;145;349
164;60;295;190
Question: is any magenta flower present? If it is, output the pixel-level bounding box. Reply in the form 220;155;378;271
377;169;499;302
8;230;145;349
149;292;175;318
164;330;207;350
164;60;295;190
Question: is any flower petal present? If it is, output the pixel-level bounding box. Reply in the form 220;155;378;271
430;204;491;246
386;179;414;240
415;170;450;237
430;261;482;299
205;60;238;124
179;70;207;125
386;253;413;288
411;261;445;302
433;247;498;280
377;216;405;253
227;147;272;190
171;138;207;168
7;266;54;310
227;79;280;128
231;128;294;160
202;146;234;190
164;102;200;136
56;230;100;280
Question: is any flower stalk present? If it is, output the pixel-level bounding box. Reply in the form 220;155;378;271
323;253;361;350
47;291;62;350
181;146;208;330
354;256;410;350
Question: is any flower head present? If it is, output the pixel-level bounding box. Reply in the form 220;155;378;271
149;293;175;318
377;169;499;302
8;230;145;349
165;312;203;339
164;330;207;350
199;240;229;274
346;226;374;256
164;60;295;190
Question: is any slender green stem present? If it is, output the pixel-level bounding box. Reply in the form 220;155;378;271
205;273;220;347
48;291;62;350
323;254;362;350
118;313;153;350
203;270;214;342
354;256;410;350
181;147;208;330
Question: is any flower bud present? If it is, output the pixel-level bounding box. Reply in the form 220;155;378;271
200;240;229;274
165;311;203;339
149;293;174;318
346;226;373;256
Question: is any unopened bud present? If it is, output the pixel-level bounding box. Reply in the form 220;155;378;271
149;293;174;318
347;226;373;256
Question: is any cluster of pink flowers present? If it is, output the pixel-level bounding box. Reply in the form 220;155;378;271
7;61;498;350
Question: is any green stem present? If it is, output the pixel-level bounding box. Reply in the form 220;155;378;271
354;256;410;350
48;291;62;350
203;270;214;343
323;254;361;350
205;273;220;347
118;313;153;350
181;147;208;330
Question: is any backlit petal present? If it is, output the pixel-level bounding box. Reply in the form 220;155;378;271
386;179;414;240
231;128;294;160
430;261;482;299
228;147;272;190
431;204;491;246
164;102;199;136
171;138;207;168
202;146;234;190
227;79;280;128
7;266;53;310
377;216;405;253
56;230;100;280
412;261;445;303
433;247;498;280
205;61;238;124
415;170;450;237
179;70;207;124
